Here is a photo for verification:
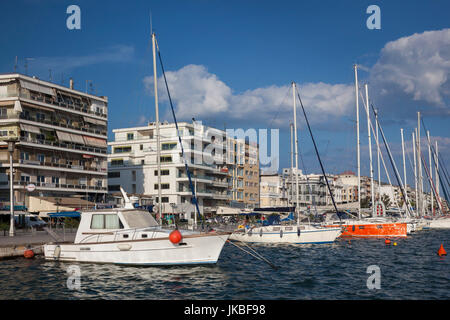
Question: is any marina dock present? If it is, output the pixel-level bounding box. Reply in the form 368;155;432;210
0;230;76;260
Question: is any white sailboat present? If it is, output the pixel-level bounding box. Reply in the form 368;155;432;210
44;32;230;265
230;82;342;244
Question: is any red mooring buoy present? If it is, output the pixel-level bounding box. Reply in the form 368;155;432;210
438;244;447;256
169;229;182;244
24;249;34;259
385;239;391;245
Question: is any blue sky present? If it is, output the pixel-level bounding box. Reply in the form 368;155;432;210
1;0;449;189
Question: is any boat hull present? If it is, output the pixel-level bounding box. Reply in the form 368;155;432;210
44;232;229;265
427;218;450;229
324;222;407;238
229;225;342;244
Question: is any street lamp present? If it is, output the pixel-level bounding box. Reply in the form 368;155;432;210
7;140;17;236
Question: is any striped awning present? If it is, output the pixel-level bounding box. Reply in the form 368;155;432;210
20;123;41;134
70;133;85;145
83;135;107;148
19;80;54;96
56;130;73;142
84;116;107;126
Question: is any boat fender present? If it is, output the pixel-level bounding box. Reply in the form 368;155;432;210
24;249;34;259
54;245;61;259
117;244;132;251
280;229;283;238
260;229;263;237
297;227;301;237
169;229;182;244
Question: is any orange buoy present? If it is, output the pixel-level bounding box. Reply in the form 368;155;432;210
438;244;447;256
24;249;34;259
169;229;182;244
385;239;391;245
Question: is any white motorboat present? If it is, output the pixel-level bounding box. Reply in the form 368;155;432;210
229;224;342;244
44;207;230;265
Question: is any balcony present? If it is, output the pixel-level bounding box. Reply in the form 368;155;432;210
17;159;107;175
19;136;107;156
20;114;107;137
26;93;107;119
1;180;108;192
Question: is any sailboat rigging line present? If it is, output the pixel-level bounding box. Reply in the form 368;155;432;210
226;240;279;270
370;104;412;217
269;86;292;128
358;90;405;213
294;86;340;216
154;35;204;227
419;150;445;214
420;118;450;189
298;147;319;217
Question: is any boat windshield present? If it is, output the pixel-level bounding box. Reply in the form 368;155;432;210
121;210;159;228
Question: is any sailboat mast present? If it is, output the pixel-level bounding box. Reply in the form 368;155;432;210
364;84;375;216
427;130;433;214
417;112;423;216
375;109;381;204
413;130;419;216
152;32;162;224
401;128;408;211
290;122;294;207
354;65;361;219
292;82;300;226
435;141;440;207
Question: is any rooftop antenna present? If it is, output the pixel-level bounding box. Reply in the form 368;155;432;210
14;56;18;72
85;80;92;93
49;69;52;82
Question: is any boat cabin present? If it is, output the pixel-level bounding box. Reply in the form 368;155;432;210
74;208;159;244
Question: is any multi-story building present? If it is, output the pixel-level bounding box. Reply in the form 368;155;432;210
282;168;342;208
259;173;288;207
107;121;260;220
0;74;108;212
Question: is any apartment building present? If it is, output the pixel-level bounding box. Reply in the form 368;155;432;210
282;168;343;208
259;173;288;207
0;74;108;212
107;121;260;219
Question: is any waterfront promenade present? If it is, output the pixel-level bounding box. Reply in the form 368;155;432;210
0;230;76;259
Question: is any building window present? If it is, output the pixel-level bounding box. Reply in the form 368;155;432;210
37;154;45;163
0;108;7;119
108;172;120;178
132;170;136;181
162;142;177;150
140;144;143;150
52;177;60;184
21;175;30;183
154;183;170;190
156;197;169;203
20;152;29;161
114;146;132;153
154;169;169;176
141;159;145;165
160;156;172;163
108;185;121;192
37;176;45;183
111;159;124;166
127;133;134;140
132;184;136;194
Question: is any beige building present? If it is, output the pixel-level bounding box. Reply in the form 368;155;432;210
0;74;108;213
259;173;288;207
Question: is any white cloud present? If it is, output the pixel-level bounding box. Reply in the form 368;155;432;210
370;29;450;106
143;65;354;127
